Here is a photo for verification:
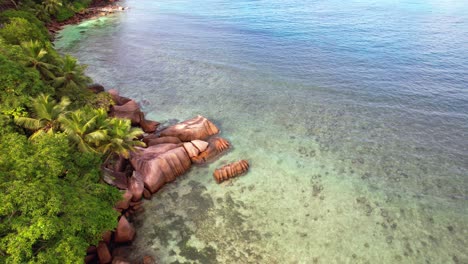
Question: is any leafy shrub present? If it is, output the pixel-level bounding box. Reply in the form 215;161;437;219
0;54;53;115
0;17;48;45
0;10;49;38
55;6;74;22
0;132;120;263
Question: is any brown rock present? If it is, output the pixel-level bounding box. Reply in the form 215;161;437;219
115;190;133;211
111;100;142;125
112;256;131;264
102;167;129;190
108;89;131;106
114;216;136;243
97;241;112;264
128;171;144;202
160;115;219;141
139;112;160;133
102;230;112;245
182;142;200;158
85;254;96;264
192;137;231;164
143;188;152;199
213;160;249;183
143;255;156;264
144;136;182;146
130;144;191;193
86;245;97;254
191;139;209;152
114;155;128;172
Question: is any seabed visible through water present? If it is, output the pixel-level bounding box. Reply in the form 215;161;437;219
56;0;468;262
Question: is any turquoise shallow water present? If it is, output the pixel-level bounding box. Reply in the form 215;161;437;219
56;0;468;263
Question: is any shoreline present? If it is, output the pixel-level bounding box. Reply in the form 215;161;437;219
83;87;234;263
47;1;128;36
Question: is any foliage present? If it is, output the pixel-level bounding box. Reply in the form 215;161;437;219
0;17;48;45
58;106;145;155
55;5;74;22
53;54;93;103
0;53;53;116
0;131;120;264
20;40;56;80
0;10;49;38
42;0;62;16
14;94;70;139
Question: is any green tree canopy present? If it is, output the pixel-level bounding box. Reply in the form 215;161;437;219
0;131;120;263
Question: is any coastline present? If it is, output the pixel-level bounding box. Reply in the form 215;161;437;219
83;87;234;264
46;1;128;36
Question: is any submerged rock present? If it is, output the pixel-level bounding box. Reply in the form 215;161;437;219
160;115;219;141
213;160;250;183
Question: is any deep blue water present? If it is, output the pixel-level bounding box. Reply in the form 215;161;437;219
56;0;468;262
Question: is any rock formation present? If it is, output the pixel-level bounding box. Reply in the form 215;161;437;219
192;137;230;164
114;216;136;243
160;115;219;141
111;100;142;125
128;171;144;202
130;144;191;193
213;160;250;183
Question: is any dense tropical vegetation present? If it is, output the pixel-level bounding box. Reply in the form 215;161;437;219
0;1;142;263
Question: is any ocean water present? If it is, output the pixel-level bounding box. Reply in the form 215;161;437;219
55;0;468;263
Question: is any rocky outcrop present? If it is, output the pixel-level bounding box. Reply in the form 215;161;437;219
144;136;182;146
130;144;191;193
111;100;142;125
97;241;112;264
114;216;136;243
108;89;131;106
160;115;219;141
213;160;250;183
102;167;129;190
128;171;144;202
192;137;230;164
139;112;160;133
115;190;133;211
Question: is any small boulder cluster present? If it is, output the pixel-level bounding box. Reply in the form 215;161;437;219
85;88;248;263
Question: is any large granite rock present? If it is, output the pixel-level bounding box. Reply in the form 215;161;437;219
128;171;144;202
139;112;160;133
102;167;129;190
160;115;219;141
108;89;131;106
114;216;136;243
111;100;142;125
130;144;191;193
144;136;182;146
192;137;230;164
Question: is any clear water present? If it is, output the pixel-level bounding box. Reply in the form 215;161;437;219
55;0;468;263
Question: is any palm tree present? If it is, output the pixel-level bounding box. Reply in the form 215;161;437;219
42;0;62;16
54;55;92;100
99;118;145;162
59;107;109;153
20;40;56;80
14;94;70;140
